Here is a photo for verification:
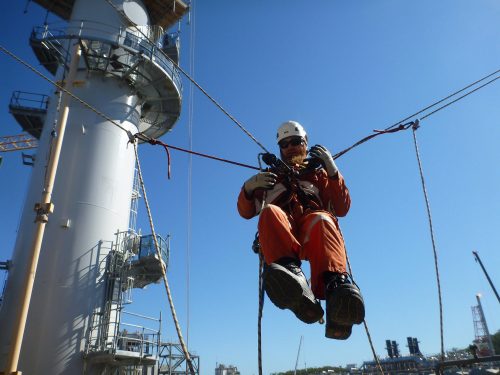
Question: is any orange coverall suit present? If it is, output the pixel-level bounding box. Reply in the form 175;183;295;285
237;166;351;299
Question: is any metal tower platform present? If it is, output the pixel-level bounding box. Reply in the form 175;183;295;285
125;234;170;289
0;0;189;372
158;342;200;375
29;21;183;138
8;91;49;139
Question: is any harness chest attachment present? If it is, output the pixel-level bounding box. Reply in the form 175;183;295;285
258;153;324;213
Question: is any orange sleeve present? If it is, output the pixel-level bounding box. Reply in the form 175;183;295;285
319;171;351;217
237;187;257;219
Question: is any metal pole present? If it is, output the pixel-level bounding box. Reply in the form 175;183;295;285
294;336;303;375
3;44;81;375
472;251;500;304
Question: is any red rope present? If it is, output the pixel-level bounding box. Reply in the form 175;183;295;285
333;122;413;160
157;142;172;179
147;139;260;179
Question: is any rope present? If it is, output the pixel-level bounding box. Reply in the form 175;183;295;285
104;0;500;159
410;121;445;361
333;123;414;160
340;226;384;375
103;0;270;154
135;135;260;175
333;68;500;161
0;44;129;135
3;38;499;171
133;141;196;375
385;68;500;130
185;0;197;350
2;20;493;368
257;254;265;375
420;75;500;121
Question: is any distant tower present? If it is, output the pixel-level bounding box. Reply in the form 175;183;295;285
471;294;495;357
407;337;422;356
412;337;421;356
0;0;187;374
386;339;394;358
385;339;401;358
407;337;415;355
392;340;400;358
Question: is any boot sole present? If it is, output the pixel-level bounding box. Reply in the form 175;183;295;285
326;284;365;325
264;265;324;324
325;322;352;340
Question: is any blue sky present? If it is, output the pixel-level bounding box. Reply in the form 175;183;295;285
1;1;499;374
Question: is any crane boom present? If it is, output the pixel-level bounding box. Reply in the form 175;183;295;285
473;251;500;304
0;134;38;153
294;335;303;375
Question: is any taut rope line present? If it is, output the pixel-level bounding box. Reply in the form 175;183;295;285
340;226;385;375
410;121;445;361
133;141;196;375
103;0;270;154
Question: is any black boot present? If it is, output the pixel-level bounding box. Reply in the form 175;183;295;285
263;257;324;324
324;272;365;339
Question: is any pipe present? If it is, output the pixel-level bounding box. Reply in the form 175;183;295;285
3;43;81;375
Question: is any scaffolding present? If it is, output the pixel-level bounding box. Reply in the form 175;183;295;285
471;294;495;357
158;342;200;375
84;231;171;373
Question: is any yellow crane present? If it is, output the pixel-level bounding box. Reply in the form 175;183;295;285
0;133;38;166
0;133;38;153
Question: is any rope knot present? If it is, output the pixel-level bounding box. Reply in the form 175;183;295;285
126;130;136;144
412;119;421;131
148;139;160;146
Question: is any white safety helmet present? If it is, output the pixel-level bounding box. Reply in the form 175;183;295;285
276;121;307;143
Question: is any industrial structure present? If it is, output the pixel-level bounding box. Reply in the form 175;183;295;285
0;0;198;374
215;364;241;375
471;294;496;357
362;332;499;375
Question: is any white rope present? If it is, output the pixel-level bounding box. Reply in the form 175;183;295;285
185;0;196;349
133;141;196;375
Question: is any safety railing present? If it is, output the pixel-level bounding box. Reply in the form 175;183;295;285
9;91;49;111
30;20;183;91
116;310;161;357
123;31;182;90
137;234;170;268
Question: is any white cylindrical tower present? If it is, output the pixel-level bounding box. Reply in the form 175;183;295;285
0;0;187;373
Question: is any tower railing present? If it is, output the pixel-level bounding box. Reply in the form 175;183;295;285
117;310;161;358
9;91;49;111
30;20;183;91
30;19;183;138
84;231;167;362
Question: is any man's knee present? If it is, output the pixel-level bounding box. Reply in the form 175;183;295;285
258;204;293;237
259;204;285;222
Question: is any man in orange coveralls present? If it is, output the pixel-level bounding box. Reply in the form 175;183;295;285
237;121;365;339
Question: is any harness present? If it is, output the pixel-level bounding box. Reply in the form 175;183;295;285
260;153;324;216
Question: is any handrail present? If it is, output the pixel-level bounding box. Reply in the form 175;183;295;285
122;310;159;322
9;91;49;110
120;322;157;333
30;21;183;92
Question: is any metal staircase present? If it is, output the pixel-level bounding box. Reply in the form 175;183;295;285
84;231;170;372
